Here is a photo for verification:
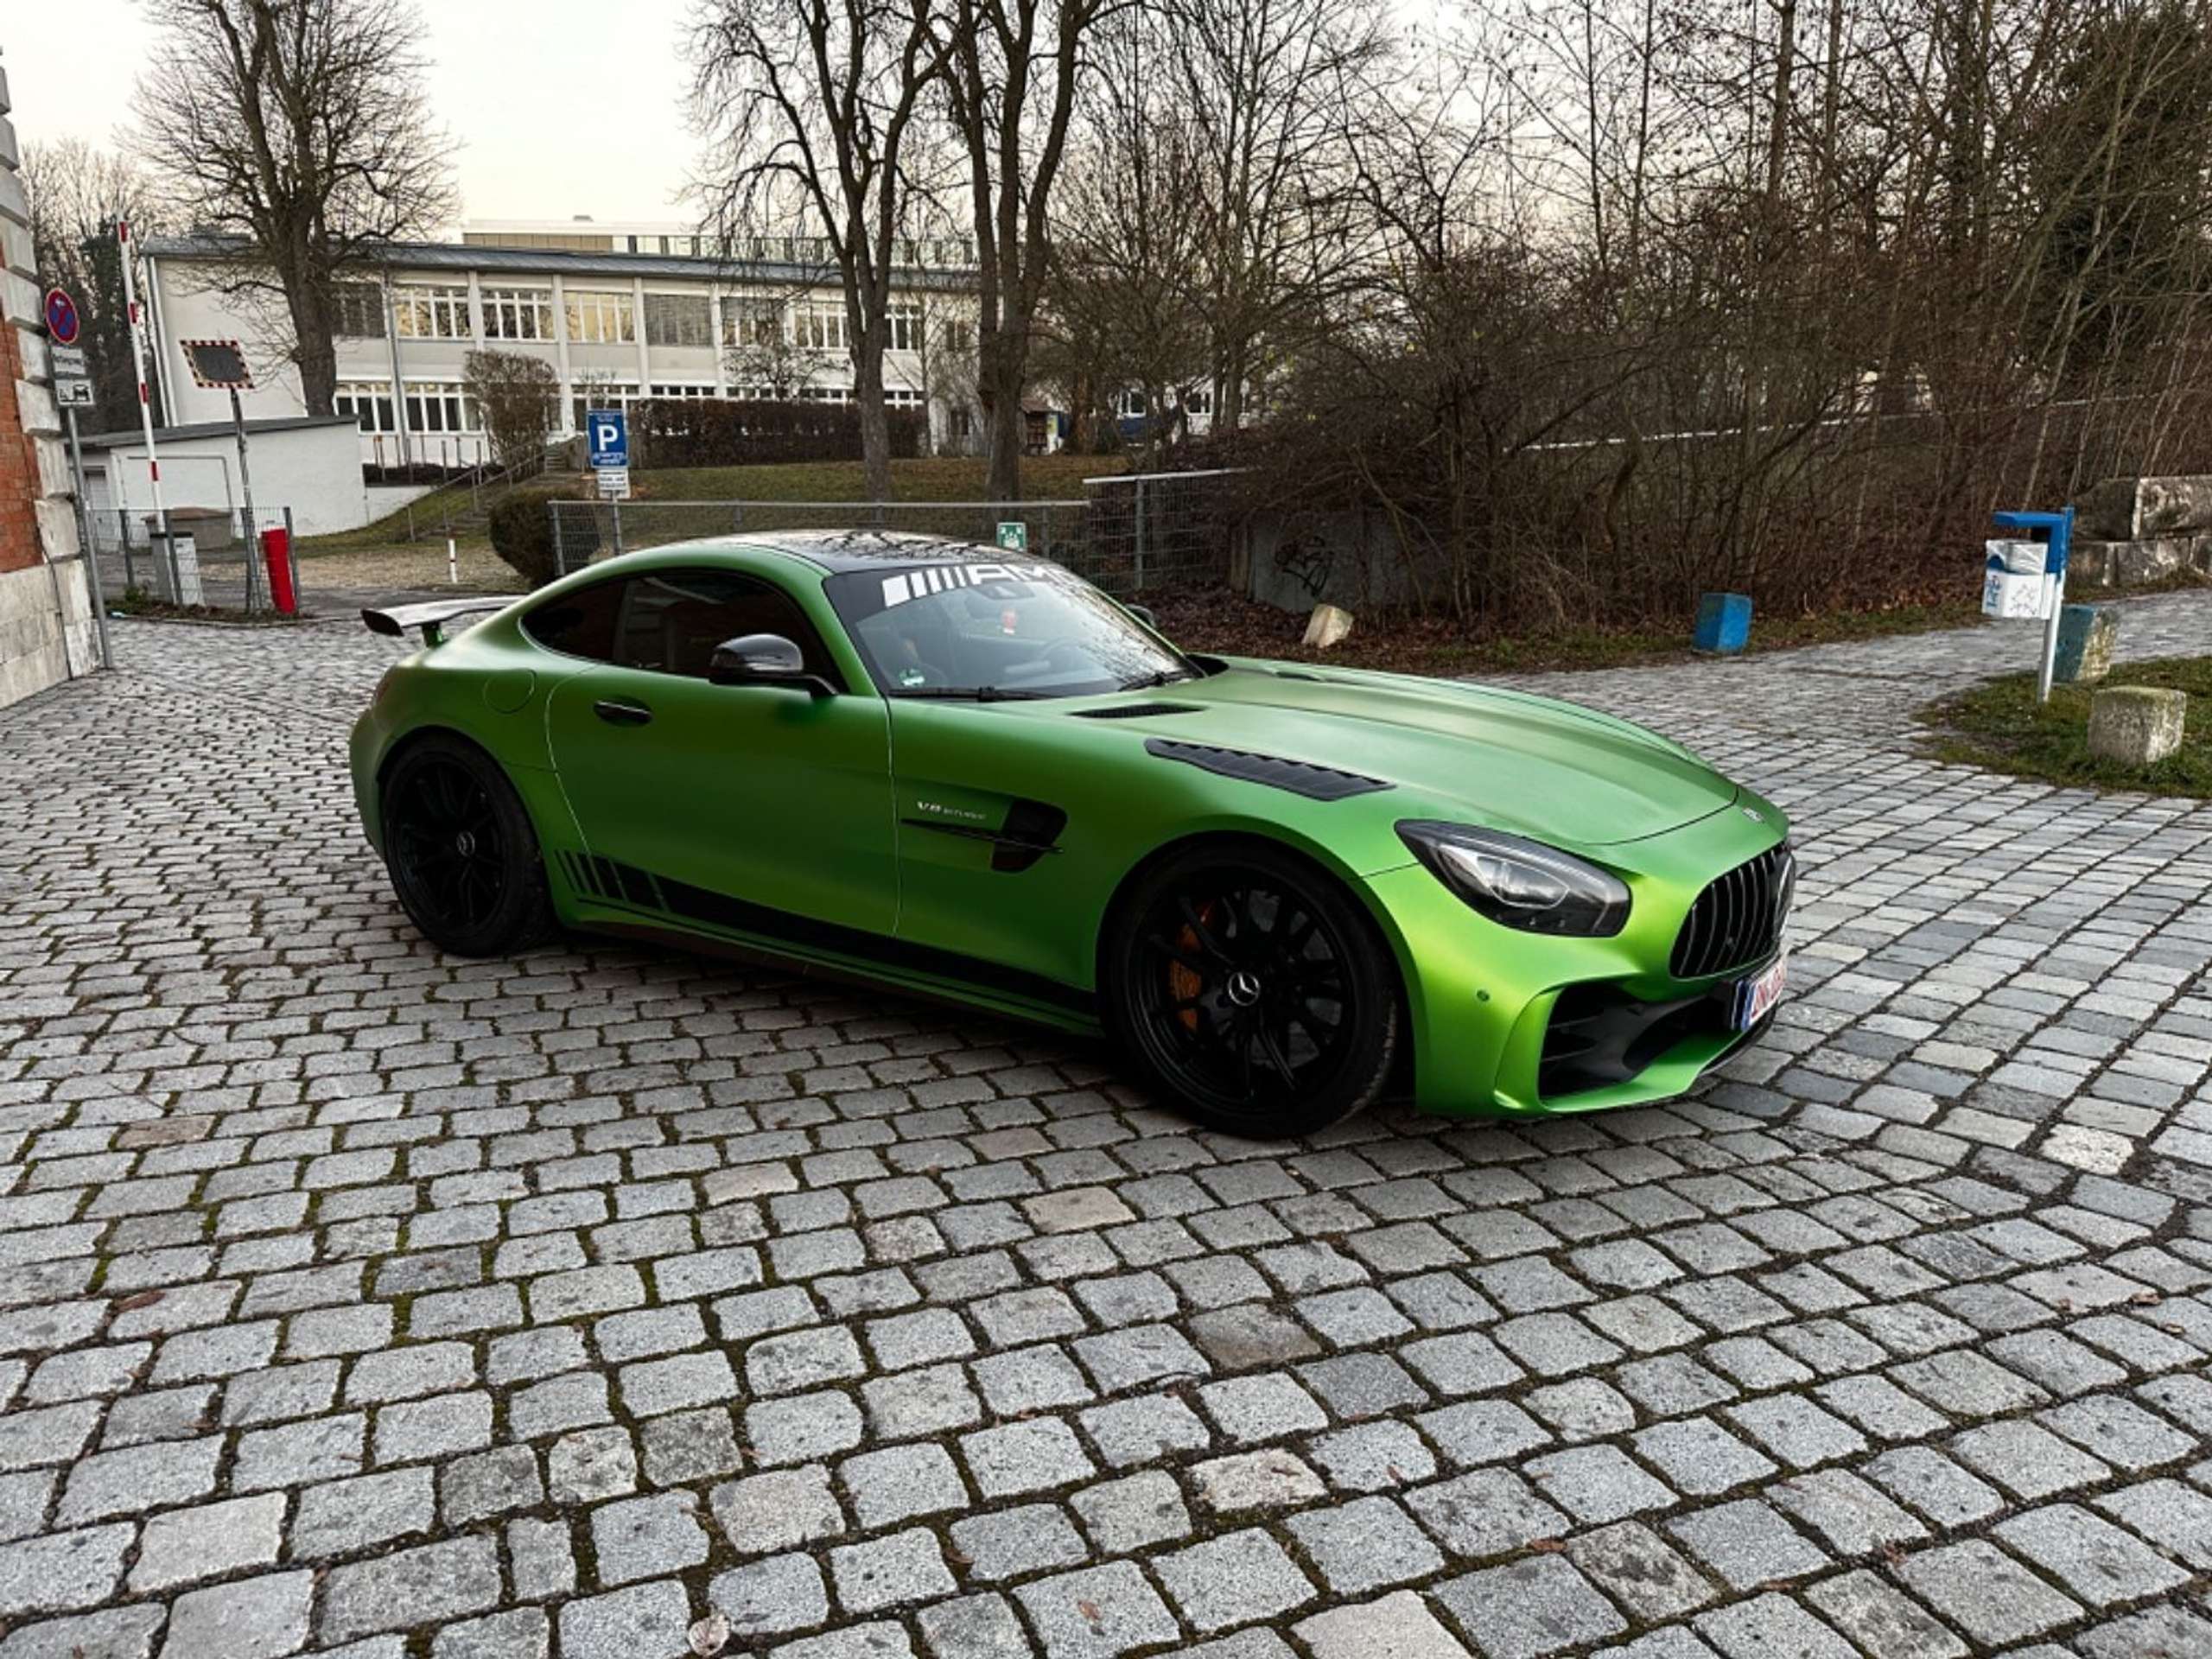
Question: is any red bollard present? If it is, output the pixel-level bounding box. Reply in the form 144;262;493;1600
261;525;296;614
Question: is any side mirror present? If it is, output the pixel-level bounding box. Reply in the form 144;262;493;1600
1125;603;1159;629
709;633;830;695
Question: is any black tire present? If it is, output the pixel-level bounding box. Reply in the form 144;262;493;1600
379;734;555;957
1103;840;1400;1138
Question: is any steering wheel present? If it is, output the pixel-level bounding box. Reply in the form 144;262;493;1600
1041;639;1096;675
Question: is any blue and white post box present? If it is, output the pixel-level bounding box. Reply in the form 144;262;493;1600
1986;507;2075;702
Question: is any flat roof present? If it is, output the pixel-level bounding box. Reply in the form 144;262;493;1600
143;234;977;291
77;415;361;450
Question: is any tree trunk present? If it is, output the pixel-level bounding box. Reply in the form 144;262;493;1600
979;327;1025;501
289;282;339;417
854;341;893;501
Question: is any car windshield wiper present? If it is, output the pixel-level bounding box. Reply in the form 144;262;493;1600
1116;666;1202;692
890;685;1052;702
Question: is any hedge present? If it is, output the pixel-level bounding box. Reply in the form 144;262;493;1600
629;397;925;469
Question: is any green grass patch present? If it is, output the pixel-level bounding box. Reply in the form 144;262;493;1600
630;454;1104;503
1920;655;2212;797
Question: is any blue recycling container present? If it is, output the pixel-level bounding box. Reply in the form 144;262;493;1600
1694;592;1753;654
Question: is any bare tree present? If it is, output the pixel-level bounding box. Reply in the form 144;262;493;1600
132;0;454;417
932;0;1109;499
1170;0;1389;432
462;350;559;473
692;0;949;499
20;139;166;432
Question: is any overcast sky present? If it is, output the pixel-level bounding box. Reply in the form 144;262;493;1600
3;1;702;226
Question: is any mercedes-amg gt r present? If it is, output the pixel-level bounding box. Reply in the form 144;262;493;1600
352;532;1792;1136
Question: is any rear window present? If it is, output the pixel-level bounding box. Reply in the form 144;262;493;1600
521;577;624;662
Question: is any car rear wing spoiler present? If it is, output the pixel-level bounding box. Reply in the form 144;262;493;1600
361;596;524;648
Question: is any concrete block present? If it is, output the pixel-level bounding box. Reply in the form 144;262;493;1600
0;114;18;175
2069;543;2118;588
2051;605;2117;684
2086;686;2186;767
2136;476;2212;537
2117;539;2191;585
0;268;38;327
1694;592;1752;654
1303;603;1353;650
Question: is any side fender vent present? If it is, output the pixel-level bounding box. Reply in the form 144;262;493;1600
1142;739;1391;802
1071;702;1202;720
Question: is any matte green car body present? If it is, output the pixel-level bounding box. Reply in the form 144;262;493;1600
351;537;1789;1118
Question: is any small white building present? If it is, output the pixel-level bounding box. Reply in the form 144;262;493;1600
75;416;371;543
137;226;985;470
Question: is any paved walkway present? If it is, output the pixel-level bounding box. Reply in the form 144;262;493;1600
2;596;2209;1659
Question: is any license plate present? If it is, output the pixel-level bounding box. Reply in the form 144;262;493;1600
1732;952;1788;1031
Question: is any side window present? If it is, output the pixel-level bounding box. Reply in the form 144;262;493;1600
613;569;842;684
521;576;626;662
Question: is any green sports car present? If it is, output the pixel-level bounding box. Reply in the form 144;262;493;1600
352;531;1792;1136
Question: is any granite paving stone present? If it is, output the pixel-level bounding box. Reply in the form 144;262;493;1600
4;606;2212;1659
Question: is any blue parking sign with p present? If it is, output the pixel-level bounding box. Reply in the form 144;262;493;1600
587;409;628;468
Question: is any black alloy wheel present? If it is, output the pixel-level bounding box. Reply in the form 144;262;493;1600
1108;842;1398;1137
380;735;552;956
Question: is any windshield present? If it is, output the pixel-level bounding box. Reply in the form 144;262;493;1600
823;556;1194;700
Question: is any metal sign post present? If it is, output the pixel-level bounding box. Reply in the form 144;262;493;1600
115;221;178;597
44;285;111;669
62;402;112;670
181;339;263;612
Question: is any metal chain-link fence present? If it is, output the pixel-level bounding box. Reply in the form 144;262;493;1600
550;469;1238;597
83;505;302;614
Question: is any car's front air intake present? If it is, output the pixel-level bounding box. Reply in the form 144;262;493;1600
1670;843;1794;979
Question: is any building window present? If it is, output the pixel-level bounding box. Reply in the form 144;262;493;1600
944;319;975;353
887;304;923;353
948;407;973;440
1183;385;1212;416
565;290;635;344
647;383;717;399
333;283;385;340
884;389;925;409
393;283;471;339
335;380;396;433
797;385;851;404
405;382;474;434
483;287;552;340
794;304;846;353
570;382;641;429
645;292;713;349
722;299;783;348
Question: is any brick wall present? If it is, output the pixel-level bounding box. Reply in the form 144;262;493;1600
0;281;41;574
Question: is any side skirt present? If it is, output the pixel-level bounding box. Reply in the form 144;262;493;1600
550;853;1100;1036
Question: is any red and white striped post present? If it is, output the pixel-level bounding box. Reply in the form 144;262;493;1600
117;220;177;596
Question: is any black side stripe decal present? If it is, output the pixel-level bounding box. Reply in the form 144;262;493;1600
562;850;1091;1013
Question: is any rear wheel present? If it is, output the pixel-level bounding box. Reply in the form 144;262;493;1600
1104;842;1399;1137
380;734;553;957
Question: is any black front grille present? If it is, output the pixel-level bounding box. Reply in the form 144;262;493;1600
1671;842;1794;979
1541;982;1720;1098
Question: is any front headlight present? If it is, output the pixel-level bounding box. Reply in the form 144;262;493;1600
1397;822;1631;937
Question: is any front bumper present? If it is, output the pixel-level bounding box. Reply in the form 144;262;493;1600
1369;799;1789;1117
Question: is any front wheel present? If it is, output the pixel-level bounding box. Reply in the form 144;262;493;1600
1103;842;1400;1138
380;734;554;957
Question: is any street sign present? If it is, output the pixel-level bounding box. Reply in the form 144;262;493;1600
48;345;87;378
54;379;94;408
995;520;1028;551
42;288;79;346
587;409;629;468
181;339;253;390
595;466;631;501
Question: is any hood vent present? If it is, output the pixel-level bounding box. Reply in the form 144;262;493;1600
1143;738;1391;801
1071;702;1202;720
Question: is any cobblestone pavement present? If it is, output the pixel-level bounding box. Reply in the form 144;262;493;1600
3;595;2211;1659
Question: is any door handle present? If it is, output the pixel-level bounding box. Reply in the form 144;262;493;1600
593;698;653;727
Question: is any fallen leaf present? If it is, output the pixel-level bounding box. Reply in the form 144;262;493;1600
112;1291;163;1313
1077;1599;1104;1625
688;1611;730;1656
